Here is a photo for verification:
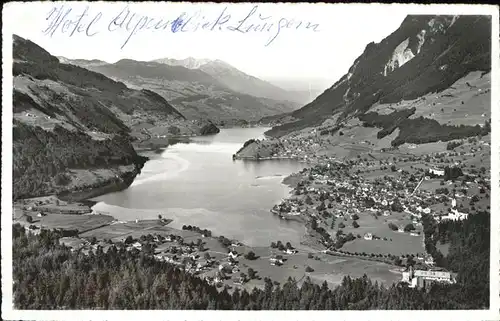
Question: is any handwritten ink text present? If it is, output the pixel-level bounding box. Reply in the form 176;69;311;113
41;4;320;49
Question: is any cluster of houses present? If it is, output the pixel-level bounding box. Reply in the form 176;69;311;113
267;135;329;163
277;156;480;232
204;250;248;287
23;112;51;120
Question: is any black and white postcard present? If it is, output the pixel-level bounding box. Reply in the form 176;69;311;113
2;2;499;320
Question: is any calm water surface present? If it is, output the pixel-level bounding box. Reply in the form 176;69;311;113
93;127;308;247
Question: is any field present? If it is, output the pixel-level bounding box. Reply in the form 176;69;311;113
80;220;179;241
21;213;114;233
208;246;402;292
334;211;424;256
370;71;490;127
398;141;449;155
436;242;450;256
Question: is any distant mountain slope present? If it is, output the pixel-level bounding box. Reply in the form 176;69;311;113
236;15;491;161
57;56;108;67
266;15;491;137
153;57;317;103
64;58;300;123
12;35;215;200
153;57;212;69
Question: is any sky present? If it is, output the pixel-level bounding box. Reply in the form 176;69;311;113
4;3;494;90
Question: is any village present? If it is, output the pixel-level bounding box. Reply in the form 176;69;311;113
18;217;349;292
268;133;490;288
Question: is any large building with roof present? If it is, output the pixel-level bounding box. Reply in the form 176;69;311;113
402;266;456;288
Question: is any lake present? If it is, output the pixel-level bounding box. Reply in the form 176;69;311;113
92;127;309;247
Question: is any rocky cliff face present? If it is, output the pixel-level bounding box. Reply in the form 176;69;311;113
12;35;195;199
266;15;491;137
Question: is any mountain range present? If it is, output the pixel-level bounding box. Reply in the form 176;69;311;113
58;56;304;124
152;57;318;104
263;15;491;138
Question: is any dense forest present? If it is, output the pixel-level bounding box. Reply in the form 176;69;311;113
13;121;146;199
359;109;490;146
12;210;490;310
422;211;490;308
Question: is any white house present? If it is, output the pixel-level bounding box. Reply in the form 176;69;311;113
364;233;373;240
429;168;445;176
441;209;468;221
270;255;284;265
424;256;435;266
228;251;238;259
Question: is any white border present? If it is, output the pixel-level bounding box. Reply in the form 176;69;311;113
2;2;500;321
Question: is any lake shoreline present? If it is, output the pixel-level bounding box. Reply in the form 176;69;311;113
14;195;401;292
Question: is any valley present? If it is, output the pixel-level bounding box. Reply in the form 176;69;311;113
59;57;302;124
9;11;494;312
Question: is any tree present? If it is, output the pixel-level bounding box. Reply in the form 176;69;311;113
204;252;211;260
311;219;318;230
245;251;257;260
404;223;415;232
285;242;293;249
352;221;360;228
124;236;134;244
391;197;404;212
26;215;33;223
270;242;277;248
436;187;449;195
168;125;181;135
351;213;359;220
158;214;162;220
305;266;314;272
338;222;345;229
247;268;257;279
388;223;398;231
305;195;313;205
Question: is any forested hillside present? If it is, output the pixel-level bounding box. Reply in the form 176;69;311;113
12;35;203;199
13;121;146;199
13;211;489;309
